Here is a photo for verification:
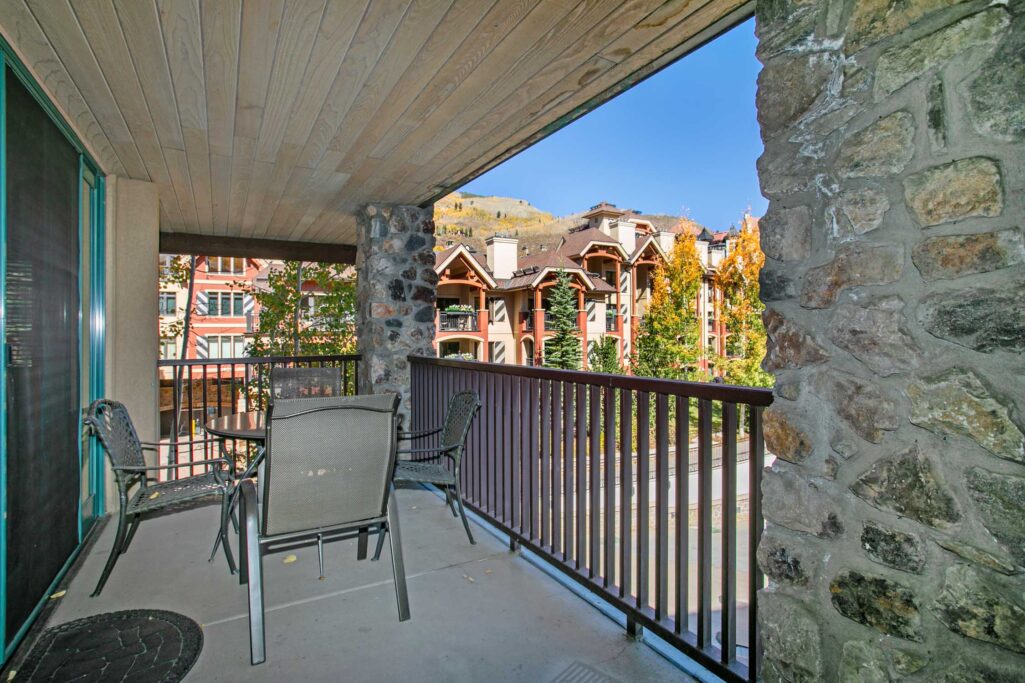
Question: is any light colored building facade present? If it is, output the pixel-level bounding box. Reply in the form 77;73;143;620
433;202;748;372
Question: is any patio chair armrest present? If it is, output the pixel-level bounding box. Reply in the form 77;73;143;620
138;438;224;449
396;427;441;441
395;444;457;457
114;457;233;473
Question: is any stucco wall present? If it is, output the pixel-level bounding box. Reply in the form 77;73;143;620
754;1;1025;680
103;177;160;510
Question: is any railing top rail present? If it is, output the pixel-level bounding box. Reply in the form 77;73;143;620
158;354;361;368
409;355;773;406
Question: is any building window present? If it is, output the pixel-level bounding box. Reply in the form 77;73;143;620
158;291;176;316
207;334;246;359
159;254;176;278
207;291;245;316
207;256;245;274
159;339;177;360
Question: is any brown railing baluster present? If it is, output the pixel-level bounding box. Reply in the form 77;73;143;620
655;393;669;622
588;384;600;579
619;389;633;601
540;379;551;549
675;395;690;635
722;402;738;665
529;377;539;541
603;385;615;589
697;398;713;648
636;391;650;612
551;381;562;557
503;374;512;525
575;383;587;571
510;373;520;533
563;382;574;563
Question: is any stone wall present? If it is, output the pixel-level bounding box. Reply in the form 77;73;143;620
755;1;1025;680
355;203;437;429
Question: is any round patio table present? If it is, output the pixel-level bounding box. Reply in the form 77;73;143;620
205;411;266;444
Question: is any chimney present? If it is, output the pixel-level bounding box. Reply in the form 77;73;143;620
656;230;675;254
485;235;518;279
610;219;636;255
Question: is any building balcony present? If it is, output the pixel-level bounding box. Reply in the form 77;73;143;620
606;314;619;332
437;310;480;333
35;354;771;682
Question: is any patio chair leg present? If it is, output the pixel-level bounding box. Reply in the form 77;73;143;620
387;490;410;622
317;534;325;580
357;527;369;560
239;492;249;586
371;524;387;561
210;489;237;574
454;482;475;545
122;514;142;554
241;481;266;665
447;486;458;517
92;509;129;597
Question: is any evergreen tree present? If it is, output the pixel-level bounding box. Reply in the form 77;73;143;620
716;223;773;388
589;335;622;374
543;270;581;370
632;232;704;380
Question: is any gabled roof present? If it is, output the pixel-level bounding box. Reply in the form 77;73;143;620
557;226;628;259
628;234;668;264
434;244;497;288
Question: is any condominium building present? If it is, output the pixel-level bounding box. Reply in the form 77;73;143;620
433;202;750;371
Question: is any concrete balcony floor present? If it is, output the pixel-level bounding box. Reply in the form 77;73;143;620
35;487;694;682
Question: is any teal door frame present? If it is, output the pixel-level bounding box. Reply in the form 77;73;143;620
0;39;107;662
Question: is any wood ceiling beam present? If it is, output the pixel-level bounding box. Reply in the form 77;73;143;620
159;232;356;264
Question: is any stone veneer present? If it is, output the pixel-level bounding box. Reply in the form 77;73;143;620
355;203;437;429
755;1;1025;680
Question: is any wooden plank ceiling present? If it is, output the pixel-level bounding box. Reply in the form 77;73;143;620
0;0;749;246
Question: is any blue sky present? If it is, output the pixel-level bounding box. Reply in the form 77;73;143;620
460;18;765;230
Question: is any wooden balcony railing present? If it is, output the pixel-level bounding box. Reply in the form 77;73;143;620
409;355;772;683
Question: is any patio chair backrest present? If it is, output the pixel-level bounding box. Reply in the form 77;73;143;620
440;391;481;465
84;399;146;486
263;393;399;536
270;367;343;401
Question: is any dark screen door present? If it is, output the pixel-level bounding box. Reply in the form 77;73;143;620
4;66;81;641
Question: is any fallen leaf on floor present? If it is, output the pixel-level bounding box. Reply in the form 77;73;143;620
148;492;160;499
484;569;493;575
8;670;17;681
462;574;475;583
283;554;297;564
49;590;66;600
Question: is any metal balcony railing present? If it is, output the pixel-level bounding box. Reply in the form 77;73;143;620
409;356;772;683
438;311;479;332
156;354;360;479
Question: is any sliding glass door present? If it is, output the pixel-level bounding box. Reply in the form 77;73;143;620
0;54;105;660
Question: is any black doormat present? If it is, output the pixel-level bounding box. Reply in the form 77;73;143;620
16;610;202;682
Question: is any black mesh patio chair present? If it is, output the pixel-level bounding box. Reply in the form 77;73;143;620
390;391;481;547
239;393;409;665
270;366;342;400
84;399;236;596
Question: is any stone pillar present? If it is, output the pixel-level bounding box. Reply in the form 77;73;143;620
755;2;1024;681
355;203;436;429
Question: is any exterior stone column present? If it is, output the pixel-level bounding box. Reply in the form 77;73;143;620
755;3;1024;681
355;203;436;429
